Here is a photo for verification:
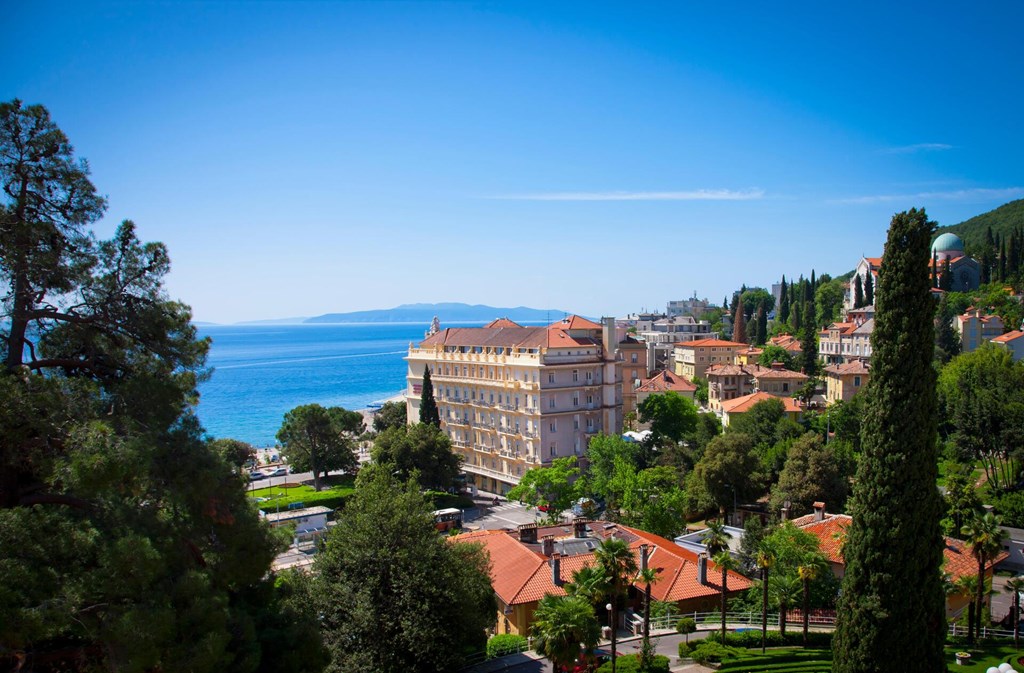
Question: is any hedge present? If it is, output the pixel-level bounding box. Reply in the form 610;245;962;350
486;634;528;659
595;653;670;673
704;629;833;649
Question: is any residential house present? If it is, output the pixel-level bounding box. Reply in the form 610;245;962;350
455;520;751;636
736;346;763;366
957;308;1005;353
767;333;802;355
819;318;873;365
674;338;747;380
405;315;622;494
720;391;802;427
706;363;807;413
639;315;717;375
823;360;870;404
635;370;697;422
618;335;649;419
992;330;1024;362
793;503;1008;618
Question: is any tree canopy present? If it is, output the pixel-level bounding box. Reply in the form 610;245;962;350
0;99;293;672
372;400;408;433
371;422;462;491
507;456;580;515
315;470;495;672
638;391;698;447
277;404;363;491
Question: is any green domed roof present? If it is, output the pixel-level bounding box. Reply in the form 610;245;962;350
932;232;965;254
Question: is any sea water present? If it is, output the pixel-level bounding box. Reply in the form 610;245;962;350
196;323;424;446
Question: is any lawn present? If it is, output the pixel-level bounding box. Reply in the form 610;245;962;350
249;474;356;512
709;643;1024;672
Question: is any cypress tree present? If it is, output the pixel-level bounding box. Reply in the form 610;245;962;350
780;276;790;324
833;208;946;673
854;275;864;309
756;306;768;346
732;299;747;344
935;295;960;365
939;258;952;291
1000;238;1007;282
419;366;440;426
810;269;816;292
864;271;874;306
1009;229;1020;279
931;252;938;288
792;296;802;332
799;302;817;375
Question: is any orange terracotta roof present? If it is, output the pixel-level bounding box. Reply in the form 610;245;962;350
824;360;870;376
549;315;603;330
675;339;747;349
484;317;523;328
721;391;802;415
454;523;751;607
636;370;697;393
768;334;803;352
706;363;757;377
992;330;1024;344
420;326;599;350
865;257;883;268
795;512;1008;581
755;367;808;381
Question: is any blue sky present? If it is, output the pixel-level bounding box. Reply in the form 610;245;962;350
4;2;1023;323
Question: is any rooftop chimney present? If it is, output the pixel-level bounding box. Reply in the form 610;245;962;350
541;535;555;557
781;503;790;522
640;544;650;573
573;517;589;538
697;552;708;586
771;361;784;370
813;502;826;522
550;553;562;586
518;522;538;544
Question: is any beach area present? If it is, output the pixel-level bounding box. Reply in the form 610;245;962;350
356;391;407;433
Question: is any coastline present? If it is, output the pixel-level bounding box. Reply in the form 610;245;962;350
358;391;406;429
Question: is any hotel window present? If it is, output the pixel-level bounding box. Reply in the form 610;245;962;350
573;419;579;430
782;383;789;392
587;395;593;404
550;422;557;432
549;398;555;409
548;372;555;383
631;353;638;363
550;444;556;458
572;370;579;382
587;418;595;430
572;394;579;407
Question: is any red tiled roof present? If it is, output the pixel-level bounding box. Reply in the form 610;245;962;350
721;391;802;415
549;315;603;330
992;330;1024;344
675;339;747;349
824;360;870;376
454;523;751;607
795;512;1009;581
419;326;599;350
636;370;697;394
768;334;803;352
484;317;523;328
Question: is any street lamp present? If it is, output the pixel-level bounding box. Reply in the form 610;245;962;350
606;602;616;673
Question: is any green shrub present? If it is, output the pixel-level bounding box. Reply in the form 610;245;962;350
486;633;528;659
677;641;692;658
705;629;833;649
595;653;670;673
690;641;741;665
676;617;697;636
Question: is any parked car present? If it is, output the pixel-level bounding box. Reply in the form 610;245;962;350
248;470;266;481
265;467;288;477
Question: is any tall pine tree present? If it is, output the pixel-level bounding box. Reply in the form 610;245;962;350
864;271;874;306
939;258;952;291
833;209;945;673
780;275;790;324
853;275;864;309
732;299;748;344
799;302;817;375
419;366;440;426
756;306;768;346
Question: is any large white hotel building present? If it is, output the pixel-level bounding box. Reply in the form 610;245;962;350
405;316;623;494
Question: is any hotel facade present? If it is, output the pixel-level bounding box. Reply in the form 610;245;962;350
405;316;622;494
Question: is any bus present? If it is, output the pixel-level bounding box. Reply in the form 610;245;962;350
433;508;463;532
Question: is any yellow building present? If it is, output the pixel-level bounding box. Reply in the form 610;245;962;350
673;338;746;380
405;316;622;494
823;360;870;404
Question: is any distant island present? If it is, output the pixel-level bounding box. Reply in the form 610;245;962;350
304;302;569;324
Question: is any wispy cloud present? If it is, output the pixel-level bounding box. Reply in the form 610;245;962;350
487;188;765;202
879;143;954;155
832;187;1024;205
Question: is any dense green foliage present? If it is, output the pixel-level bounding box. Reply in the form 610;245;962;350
508;456;580;515
531;595;601;670
638;391;698;447
372;400;408;433
595;653;670;673
277;404;363;491
769;433;852;518
485;633;528;659
418;367;440;426
935;198;1024;259
833;208;947;673
371;422;462;491
0;100;314;673
315;470;495;673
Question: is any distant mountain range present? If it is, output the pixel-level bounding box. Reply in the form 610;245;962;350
304;303;568;324
936;198;1024;254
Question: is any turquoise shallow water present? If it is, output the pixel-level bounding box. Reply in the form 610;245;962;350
195;323;424;446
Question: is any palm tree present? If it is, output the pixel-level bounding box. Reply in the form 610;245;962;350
702;520;732;557
712;551;739;643
797;554;825;647
1004;576;1024;650
953;574;979;644
962;512;1005;642
531;594;601;672
637;566;660;642
769;573;802;639
567;564;610;609
594;537;638;673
